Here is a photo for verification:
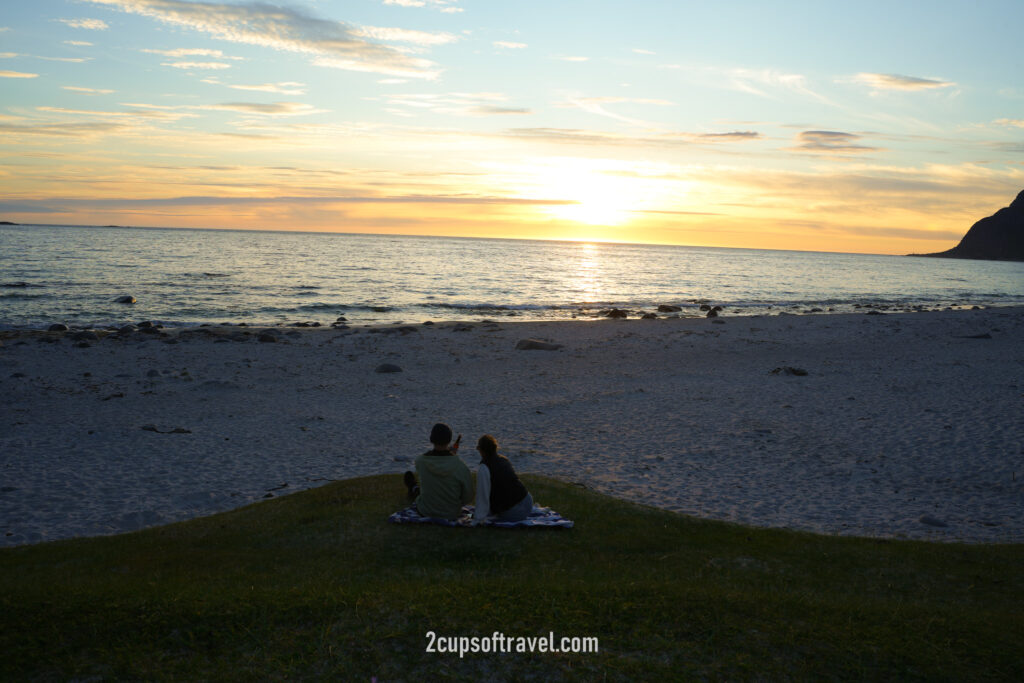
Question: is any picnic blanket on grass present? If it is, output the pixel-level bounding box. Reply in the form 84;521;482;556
388;504;573;528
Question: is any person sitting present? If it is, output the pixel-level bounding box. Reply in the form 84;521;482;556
472;434;533;525
403;423;472;521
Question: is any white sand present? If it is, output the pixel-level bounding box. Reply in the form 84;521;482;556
1;307;1022;546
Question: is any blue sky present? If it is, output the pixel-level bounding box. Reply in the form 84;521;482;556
1;0;1022;252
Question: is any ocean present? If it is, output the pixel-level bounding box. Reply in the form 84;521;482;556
2;223;1022;329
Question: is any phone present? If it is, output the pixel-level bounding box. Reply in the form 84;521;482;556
455;434;462;446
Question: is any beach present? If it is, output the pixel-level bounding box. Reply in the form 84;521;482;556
2;307;1022;546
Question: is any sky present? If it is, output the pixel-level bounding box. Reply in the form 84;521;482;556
1;0;1023;254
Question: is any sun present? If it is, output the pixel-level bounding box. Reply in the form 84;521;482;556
518;157;680;227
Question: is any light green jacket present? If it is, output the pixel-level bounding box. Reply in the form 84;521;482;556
414;449;473;520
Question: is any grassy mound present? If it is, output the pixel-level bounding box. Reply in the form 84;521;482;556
2;475;1022;680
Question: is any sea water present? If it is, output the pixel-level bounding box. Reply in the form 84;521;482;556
1;223;1022;329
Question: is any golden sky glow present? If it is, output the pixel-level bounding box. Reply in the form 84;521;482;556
2;1;1023;254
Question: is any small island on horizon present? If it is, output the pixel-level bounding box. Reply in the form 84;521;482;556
911;188;1024;262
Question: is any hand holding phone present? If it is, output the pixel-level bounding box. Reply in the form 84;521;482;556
452;434;462;452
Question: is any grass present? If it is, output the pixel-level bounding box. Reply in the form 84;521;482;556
1;475;1022;681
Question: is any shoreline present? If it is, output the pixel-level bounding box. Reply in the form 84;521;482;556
2;307;1023;546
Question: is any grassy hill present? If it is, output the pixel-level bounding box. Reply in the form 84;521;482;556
2;475;1021;681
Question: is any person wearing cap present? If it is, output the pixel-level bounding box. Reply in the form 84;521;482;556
403;423;473;521
471;434;533;525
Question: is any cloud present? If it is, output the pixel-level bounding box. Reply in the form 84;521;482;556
36;56;92;63
558;96;672;127
0;70;38;78
63;86;116;94
64;40;94;46
385;92;530;117
494;41;527;49
383;0;463;12
632;48;655;55
853;73;955;91
143;48;243;59
790;130;879;155
994;118;1024;128
202;102;326;116
0;53;19;58
0;121;128;137
558;56;589;62
222;82;307;95
84;0;441;79
499;127;762;148
352;26;458;46
59;18;109;30
162;61;232;69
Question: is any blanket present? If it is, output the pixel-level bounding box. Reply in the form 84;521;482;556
388;504;573;528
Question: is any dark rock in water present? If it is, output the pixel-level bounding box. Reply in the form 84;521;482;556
375;363;402;373
706;309;718;318
3;281;29;287
372;306;389;313
336;316;348;322
605;308;628;319
137;321;155;329
657;304;682;313
641;312;658;319
866;310;885;316
912;189;1024;261
257;333;277;343
115;295;137;304
422;320;434;326
119;324;138;334
699;304;711;311
515;339;563;351
919;515;949;528
48;323;69;332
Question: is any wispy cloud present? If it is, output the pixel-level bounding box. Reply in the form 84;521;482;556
202;102;325;116
790;130;879;155
558;56;589;62
382;0;463;12
558;95;672;127
217;81;308;95
498;127;761;148
84;0;442;79
352;26;458;46
63;86;116;94
632;48;655;55
384;92;529;117
494;41;527;49
163;61;232;70
994;118;1024;128
0;70;38;78
59;18;109;30
64;40;94;46
143;48;243;59
853;73;955;91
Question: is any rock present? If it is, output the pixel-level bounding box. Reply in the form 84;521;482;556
770;366;808;376
137;321;155;329
48;323;69;332
919;515;949;528
605;308;628;319
336;316;348;322
375;363;403;373
641;313;658;319
913;188;1024;261
657;304;682;313
706;309;718;318
257;333;277;343
115;295;136;304
699;304;711;311
515;339;563;351
118;324;138;334
867;310;885;315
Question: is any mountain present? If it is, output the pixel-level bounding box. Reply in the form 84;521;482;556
913;189;1024;261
